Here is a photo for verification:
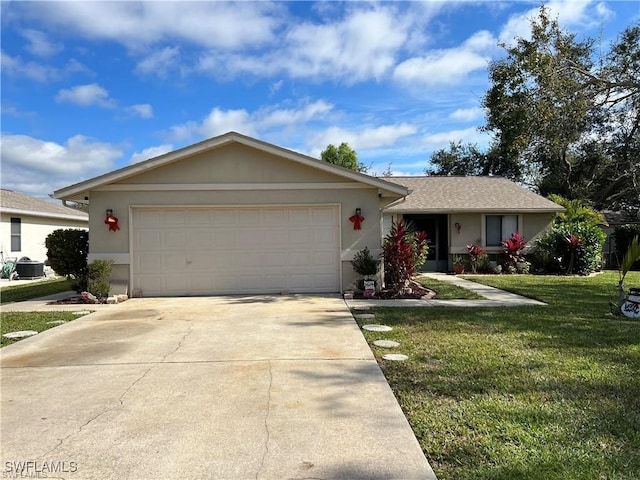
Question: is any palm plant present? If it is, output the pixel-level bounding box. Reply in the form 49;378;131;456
617;235;640;308
548;194;607;227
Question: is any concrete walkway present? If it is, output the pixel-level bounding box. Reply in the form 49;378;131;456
1;295;436;480
1;291;112;312
346;272;545;308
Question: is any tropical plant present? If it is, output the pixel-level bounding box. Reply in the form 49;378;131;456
501;233;527;269
537;223;606;275
617;236;640;309
548;194;607;227
466;244;486;274
382;220;428;293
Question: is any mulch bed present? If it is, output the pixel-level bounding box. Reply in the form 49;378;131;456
353;281;436;300
47;295;107;305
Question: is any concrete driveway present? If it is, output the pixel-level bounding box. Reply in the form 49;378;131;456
1;295;436;480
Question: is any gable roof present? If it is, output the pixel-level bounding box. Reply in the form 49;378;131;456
1;189;88;221
54;131;408;201
384;176;564;213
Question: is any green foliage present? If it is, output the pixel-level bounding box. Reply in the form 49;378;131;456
320;142;368;172
45;229;89;292
617;236;640;308
87;260;113;298
548;194;607;227
426;141;521;179
537;222;606;274
351;247;379;278
482;7;640;213
382;220;429;292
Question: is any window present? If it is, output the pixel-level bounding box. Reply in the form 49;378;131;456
485;215;518;246
10;217;21;251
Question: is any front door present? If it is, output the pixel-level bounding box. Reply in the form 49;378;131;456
403;214;448;271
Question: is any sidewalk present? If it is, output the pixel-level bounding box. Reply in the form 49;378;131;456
346;272;546;308
1;291;111;312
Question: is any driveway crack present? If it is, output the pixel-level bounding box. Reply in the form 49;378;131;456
256;360;273;480
161;322;194;362
39;365;154;459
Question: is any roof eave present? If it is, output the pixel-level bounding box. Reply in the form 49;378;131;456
54;132;408;200
1;207;88;221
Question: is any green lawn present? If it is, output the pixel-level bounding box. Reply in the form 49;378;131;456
358;271;640;480
0;278;72;304
1;311;87;347
417;276;483;300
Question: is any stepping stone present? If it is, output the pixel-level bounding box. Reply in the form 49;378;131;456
382;353;408;361
374;340;400;348
362;324;393;332
3;330;38;339
72;310;91;315
46;320;67;325
354;314;375;319
354;307;370;311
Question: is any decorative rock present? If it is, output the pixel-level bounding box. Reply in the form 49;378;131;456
3;330;38;339
46;320;67;325
382;353;409;361
116;294;129;302
107;296;118;304
354;313;375;319
374;340;400;348
343;293;354;300
72;310;91;315
362;324;393;332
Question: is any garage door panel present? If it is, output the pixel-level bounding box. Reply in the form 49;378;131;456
133;206;339;295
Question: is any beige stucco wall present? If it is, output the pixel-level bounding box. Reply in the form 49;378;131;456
87;144;388;294
0;213;87;263
383;211;556;270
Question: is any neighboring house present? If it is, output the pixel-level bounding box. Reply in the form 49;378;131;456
602;210;640;269
383;176;564;271
54;132;408;296
0;189;88;263
53;132;563;296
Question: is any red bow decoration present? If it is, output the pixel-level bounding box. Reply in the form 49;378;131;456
105;215;120;232
349;213;365;230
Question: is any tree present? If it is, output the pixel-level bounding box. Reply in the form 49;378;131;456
481;7;640;212
426;141;521;179
320;143;367;172
45;229;89;291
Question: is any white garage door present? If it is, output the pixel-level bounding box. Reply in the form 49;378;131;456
132;206;340;296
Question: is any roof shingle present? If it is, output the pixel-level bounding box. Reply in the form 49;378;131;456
385;176;563;213
1;189;88;219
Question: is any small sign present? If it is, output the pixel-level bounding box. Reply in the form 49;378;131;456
363;280;375;298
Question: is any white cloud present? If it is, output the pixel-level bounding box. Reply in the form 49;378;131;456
0;51;91;82
421;127;490;150
135;46;180;77
310;123;418;155
127;104;154;119
449;107;485;122
393;31;497;86
198;5;409;83
129;144;173;164
55;83;116;108
14;2;283;50
20;29;63;57
168;100;334;142
0;134;122;196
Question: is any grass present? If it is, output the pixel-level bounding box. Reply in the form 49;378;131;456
357;271;640;480
0;277;72;304
1;311;86;347
417;276;483;300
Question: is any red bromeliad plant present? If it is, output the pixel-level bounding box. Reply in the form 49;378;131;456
502;232;527;267
383;220;429;293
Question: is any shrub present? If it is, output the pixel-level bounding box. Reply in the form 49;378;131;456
466;244;486;273
383;220;428;292
351;247;379;278
502;233;527;268
45;229;89;291
537;223;606;274
88;260;113;298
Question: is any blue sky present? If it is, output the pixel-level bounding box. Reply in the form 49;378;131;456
1;1;638;199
